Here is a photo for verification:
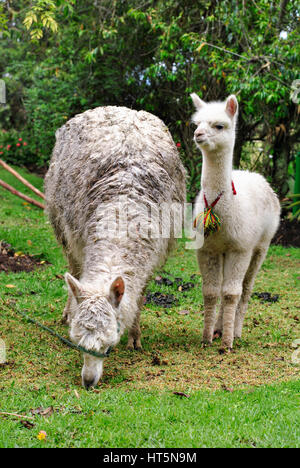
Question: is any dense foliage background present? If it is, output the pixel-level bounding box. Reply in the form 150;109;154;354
0;0;299;200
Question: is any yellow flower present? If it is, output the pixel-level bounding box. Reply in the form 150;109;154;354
37;430;47;441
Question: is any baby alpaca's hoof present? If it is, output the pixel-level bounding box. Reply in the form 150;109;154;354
201;340;212;348
126;342;135;351
202;337;213;345
221;336;234;350
202;334;213;345
234;332;242;339
218;346;232;355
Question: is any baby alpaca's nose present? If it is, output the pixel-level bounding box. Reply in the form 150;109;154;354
194;128;205;139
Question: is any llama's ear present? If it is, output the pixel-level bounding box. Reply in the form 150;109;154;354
65;273;84;304
225;95;238;118
190;93;206;110
109;276;125;308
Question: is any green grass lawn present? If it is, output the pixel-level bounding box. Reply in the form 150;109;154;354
0;166;299;448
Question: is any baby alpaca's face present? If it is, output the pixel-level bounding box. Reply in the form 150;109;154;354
191;94;238;153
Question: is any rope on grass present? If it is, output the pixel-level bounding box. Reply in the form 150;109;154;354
15;309;119;359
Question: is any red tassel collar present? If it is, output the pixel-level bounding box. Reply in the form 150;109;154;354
204;180;237;209
231;180;237;195
193;181;237;234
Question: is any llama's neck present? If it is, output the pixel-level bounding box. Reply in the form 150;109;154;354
81;248;142;330
201;145;234;196
81;241;146;298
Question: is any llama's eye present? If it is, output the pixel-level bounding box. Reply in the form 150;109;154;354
215;124;224;130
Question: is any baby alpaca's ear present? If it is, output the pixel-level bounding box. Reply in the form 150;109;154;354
109;277;125;308
225;95;238;118
65;272;84;304
190;93;206;110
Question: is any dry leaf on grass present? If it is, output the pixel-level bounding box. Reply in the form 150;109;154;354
173;392;190;398
31;406;54;417
20;419;35;429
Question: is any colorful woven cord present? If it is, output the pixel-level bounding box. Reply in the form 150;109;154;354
193;207;221;235
193;181;237;237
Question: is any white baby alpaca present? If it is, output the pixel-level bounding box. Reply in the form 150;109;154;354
191;93;280;349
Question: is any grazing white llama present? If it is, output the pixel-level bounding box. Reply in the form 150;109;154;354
191;93;280;350
45;106;186;388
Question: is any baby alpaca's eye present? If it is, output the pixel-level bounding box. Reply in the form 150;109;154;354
215;124;224;130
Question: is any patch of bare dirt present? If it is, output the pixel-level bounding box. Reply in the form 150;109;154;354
0;241;48;273
272;218;300;248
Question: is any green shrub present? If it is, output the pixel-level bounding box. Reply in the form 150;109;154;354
0;129;34;165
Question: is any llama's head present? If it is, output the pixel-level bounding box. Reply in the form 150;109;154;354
190;94;238;153
65;273;124;389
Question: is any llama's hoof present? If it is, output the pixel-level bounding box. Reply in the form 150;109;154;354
61;315;69;325
133;339;143;351
213;330;222;340
126;342;143;351
62;307;70;324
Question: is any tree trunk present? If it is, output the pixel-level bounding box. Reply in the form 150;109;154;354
233;113;247;168
272;125;291;198
278;0;289;29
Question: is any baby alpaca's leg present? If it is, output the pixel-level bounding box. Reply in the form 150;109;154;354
221;251;252;349
234;246;268;338
198;251;223;344
214;300;224;339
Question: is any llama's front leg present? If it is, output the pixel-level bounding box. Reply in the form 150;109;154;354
197;251;223;344
63;254;82;324
62;292;72;324
221;251;252;349
234;247;268;338
127;291;144;351
127;310;142;351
